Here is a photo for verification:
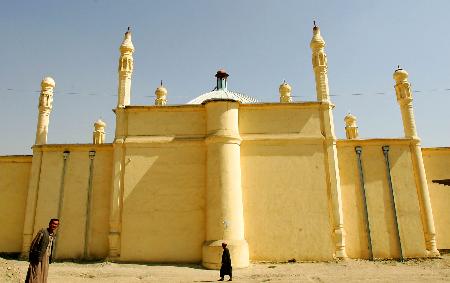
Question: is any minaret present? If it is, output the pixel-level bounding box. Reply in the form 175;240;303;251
117;27;134;108
393;67;439;256
109;28;134;259
154;81;168;106
279;81;293;103
310;23;347;258
310;22;329;102
93;119;106;144
35;77;55;145
344;113;359;139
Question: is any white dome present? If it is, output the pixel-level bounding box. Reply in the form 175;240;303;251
187;89;258;104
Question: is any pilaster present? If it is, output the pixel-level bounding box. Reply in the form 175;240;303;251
202;100;249;269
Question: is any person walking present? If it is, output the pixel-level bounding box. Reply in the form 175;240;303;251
219;242;232;281
25;218;59;283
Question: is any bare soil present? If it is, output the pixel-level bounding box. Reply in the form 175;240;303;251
2;253;450;282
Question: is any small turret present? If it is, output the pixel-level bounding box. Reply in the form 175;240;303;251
155;81;168;106
215;69;229;90
344;113;359;139
93;119;106;144
279;81;293;103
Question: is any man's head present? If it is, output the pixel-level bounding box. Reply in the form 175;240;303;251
48;218;59;233
222;242;227;249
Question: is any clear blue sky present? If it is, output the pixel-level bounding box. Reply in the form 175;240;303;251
1;1;449;155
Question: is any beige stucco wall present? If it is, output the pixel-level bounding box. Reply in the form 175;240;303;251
119;106;206;262
30;145;113;259
120;142;206;262
240;103;334;261
0;156;32;252
338;140;427;259
4;102;447;263
422;147;450;249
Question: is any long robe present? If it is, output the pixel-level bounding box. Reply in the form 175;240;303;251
220;247;232;278
25;231;54;283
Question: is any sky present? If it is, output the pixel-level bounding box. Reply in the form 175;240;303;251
1;1;450;155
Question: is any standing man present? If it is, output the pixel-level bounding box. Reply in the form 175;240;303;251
25;218;59;283
219;242;232;281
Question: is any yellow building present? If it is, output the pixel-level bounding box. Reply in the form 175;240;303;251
1;25;449;268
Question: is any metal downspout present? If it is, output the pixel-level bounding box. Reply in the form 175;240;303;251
382;145;404;261
54;150;70;258
355;146;373;260
84;151;96;259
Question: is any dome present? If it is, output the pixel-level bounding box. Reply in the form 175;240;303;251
94;119;106;127
393;68;408;83
310;26;325;50
120;29;135;53
187;89;258;105
279;81;292;95
41;77;55;88
344;113;357;126
155;85;167;96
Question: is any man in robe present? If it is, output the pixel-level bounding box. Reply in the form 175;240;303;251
25;218;59;283
219;242;232;281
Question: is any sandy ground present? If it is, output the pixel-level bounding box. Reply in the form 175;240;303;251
2;253;450;283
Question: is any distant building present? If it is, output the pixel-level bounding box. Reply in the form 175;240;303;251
0;25;449;268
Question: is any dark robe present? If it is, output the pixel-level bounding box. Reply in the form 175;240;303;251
25;229;55;283
220;247;232;277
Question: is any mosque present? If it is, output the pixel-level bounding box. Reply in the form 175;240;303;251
0;25;449;269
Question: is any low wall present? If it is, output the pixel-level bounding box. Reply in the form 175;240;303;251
0;156;32;253
30;144;113;259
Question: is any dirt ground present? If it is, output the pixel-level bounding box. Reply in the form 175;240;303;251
2;253;450;282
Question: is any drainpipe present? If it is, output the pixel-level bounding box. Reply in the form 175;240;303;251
355;146;373;260
84;150;96;259
382;146;404;261
54;150;70;258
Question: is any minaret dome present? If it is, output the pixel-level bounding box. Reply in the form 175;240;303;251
120;27;135;53
393;67;409;83
41;77;55;89
310;24;325;50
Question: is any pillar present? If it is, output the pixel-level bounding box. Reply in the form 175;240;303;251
393;67;439;256
202;100;249;269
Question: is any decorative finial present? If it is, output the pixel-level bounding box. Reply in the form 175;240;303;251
127;27;131;32
160;80;163;86
397;65;400;69
313;20;316;27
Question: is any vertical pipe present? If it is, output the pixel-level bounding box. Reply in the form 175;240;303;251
355;146;373;260
54;150;70;258
84;151;96;259
382;146;404;260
